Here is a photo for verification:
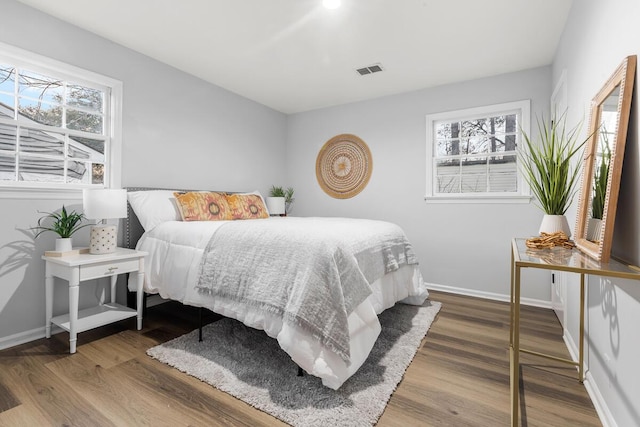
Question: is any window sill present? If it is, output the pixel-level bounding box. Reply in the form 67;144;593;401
0;186;89;200
424;194;532;204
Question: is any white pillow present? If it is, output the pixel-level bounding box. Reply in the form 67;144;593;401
127;190;182;231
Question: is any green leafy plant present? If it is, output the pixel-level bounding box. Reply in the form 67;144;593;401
269;185;285;197
31;206;89;239
591;128;611;220
284;187;295;206
519;111;590;215
269;185;295;205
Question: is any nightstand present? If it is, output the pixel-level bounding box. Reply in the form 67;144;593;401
43;248;147;353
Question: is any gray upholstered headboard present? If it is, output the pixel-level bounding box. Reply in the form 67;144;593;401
122;187;236;249
123;187;192;249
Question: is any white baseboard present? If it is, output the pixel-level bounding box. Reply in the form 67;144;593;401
563;331;616;427
0;324;64;351
0;295;167;351
425;282;553;309
583;372;618;427
563;330;579;362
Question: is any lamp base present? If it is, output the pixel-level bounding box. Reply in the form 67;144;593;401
89;225;117;254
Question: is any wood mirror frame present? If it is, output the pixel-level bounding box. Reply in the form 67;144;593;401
575;55;636;262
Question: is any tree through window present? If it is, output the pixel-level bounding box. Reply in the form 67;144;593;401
426;100;530;201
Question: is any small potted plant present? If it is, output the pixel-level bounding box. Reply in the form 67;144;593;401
519;111;591;238
32;206;89;252
267;185;295;216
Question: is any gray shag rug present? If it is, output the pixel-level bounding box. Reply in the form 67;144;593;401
147;300;441;426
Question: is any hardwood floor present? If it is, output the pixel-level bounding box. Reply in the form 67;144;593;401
0;291;601;426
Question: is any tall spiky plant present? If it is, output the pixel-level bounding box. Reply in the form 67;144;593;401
519;111;590;215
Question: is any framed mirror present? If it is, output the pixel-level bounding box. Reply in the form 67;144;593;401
575;55;636;262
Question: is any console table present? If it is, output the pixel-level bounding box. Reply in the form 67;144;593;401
510;238;640;426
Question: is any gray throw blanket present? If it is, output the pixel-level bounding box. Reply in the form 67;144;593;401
195;217;418;363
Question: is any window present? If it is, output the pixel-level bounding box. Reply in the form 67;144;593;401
0;42;122;196
425;100;531;203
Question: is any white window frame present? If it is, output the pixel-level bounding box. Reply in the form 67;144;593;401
425;100;531;204
0;42;123;200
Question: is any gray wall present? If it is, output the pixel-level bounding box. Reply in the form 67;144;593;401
553;1;640;426
286;66;553;302
0;0;286;346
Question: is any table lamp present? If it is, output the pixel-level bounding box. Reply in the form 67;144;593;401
83;188;127;254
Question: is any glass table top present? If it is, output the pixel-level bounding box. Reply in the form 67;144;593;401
513;238;640;279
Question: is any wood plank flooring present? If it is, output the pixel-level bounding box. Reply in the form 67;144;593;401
0;291;601;426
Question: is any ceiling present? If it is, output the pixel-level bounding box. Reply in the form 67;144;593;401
17;0;573;114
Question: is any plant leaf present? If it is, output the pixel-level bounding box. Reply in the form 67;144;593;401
518;110;592;215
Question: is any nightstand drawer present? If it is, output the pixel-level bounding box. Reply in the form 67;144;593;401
79;259;140;281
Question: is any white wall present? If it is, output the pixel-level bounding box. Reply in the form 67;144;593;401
286;67;553;302
0;0;286;347
553;1;640;426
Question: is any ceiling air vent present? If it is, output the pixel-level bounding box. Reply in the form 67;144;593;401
356;63;384;76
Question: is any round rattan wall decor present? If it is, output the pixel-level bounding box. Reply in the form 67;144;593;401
316;133;372;199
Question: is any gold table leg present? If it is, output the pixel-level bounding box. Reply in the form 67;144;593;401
579;273;585;382
510;260;521;427
510;248;515;347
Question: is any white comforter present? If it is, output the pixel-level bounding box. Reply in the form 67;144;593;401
135;217;429;389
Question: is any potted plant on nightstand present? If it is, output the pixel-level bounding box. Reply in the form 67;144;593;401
32;206;89;252
519;111;590;238
267;185;295;216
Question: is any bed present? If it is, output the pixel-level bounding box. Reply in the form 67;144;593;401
124;188;429;390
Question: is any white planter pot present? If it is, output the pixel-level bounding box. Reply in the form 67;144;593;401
55;237;72;252
539;214;571;238
265;197;286;216
586;217;603;242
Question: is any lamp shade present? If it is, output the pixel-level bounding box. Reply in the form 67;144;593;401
265;196;285;215
83;189;127;220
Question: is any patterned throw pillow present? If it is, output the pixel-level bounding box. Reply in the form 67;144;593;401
173;191;232;221
225;193;269;220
